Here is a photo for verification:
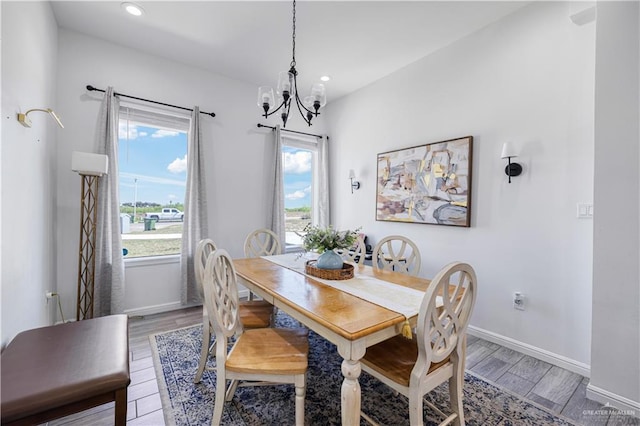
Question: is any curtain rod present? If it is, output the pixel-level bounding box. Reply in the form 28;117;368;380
256;123;326;139
86;85;216;118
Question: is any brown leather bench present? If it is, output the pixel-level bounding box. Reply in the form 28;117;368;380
1;315;130;425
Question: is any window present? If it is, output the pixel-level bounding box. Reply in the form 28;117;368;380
282;134;321;249
118;106;190;258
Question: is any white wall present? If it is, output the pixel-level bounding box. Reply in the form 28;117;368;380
326;2;595;369
3;2;637;409
589;1;640;411
55;29;259;318
123;257;182;315
1;2;59;347
54;29;326;319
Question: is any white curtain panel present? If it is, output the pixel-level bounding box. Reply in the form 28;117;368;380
94;86;125;317
270;125;286;248
317;135;330;227
181;107;209;305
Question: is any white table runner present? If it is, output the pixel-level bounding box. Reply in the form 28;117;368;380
261;253;434;321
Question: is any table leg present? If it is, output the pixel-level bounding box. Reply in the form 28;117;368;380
338;342;366;425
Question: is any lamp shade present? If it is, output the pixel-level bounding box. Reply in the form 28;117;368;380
348;169;356;179
257;86;275;109
277;71;294;97
310;83;327;108
72;151;109;176
501;142;518;159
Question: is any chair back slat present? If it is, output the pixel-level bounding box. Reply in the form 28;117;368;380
372;235;421;276
342;234;367;265
203;249;241;338
244;228;282;257
416;262;477;366
195;238;217;298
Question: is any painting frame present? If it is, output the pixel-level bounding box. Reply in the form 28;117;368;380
376;136;473;227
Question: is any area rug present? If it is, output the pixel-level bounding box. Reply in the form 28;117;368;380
150;312;578;425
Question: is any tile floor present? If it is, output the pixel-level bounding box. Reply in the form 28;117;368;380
46;307;637;425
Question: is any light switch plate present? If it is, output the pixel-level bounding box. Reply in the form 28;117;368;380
577;203;593;218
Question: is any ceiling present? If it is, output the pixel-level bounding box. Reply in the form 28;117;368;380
51;1;529;103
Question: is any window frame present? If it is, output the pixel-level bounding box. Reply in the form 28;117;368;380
117;103;191;261
281;133;322;250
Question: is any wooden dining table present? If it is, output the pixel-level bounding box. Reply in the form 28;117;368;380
233;256;432;426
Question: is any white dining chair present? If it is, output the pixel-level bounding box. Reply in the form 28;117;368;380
340;233;367;265
203;249;309;426
360;262;477;426
244;228;282;258
193;238;272;384
243;228;282;302
372;235;421;276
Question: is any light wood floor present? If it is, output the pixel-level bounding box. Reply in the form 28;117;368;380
46;307;634;426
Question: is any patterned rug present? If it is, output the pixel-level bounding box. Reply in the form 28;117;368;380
150;312;578;425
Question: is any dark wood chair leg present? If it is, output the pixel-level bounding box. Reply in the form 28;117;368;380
114;388;128;426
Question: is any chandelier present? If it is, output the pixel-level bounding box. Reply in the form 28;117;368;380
257;0;326;127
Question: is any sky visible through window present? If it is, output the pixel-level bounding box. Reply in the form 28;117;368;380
117;122;312;210
283;145;312;209
118;122;187;206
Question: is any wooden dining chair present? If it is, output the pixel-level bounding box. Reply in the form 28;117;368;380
193;239;273;384
243;228;282;301
361;262;477;426
203;249;309;426
341;233;367;265
372;235;421;276
243;228;282;257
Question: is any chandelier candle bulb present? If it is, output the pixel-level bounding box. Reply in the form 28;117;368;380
257;86;275;114
278;71;293;100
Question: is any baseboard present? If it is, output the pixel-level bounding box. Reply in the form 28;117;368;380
467;325;591;377
123;290;251;317
124;301;184;317
586;384;640;418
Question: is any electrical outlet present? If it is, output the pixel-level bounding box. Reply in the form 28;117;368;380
513;292;525;310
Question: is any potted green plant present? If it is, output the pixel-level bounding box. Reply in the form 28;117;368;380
302;225;360;269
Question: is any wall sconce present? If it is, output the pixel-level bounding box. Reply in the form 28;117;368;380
501;142;522;184
17;108;64;128
348;169;361;193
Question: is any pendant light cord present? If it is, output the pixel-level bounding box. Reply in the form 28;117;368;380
290;0;297;68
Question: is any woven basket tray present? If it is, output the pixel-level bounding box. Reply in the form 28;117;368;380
305;260;354;280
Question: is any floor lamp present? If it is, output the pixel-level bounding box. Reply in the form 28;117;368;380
72;151;109;320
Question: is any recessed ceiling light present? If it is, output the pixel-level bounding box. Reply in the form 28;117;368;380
320;75;331;82
121;2;144;17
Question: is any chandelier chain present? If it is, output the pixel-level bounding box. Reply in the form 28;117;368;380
291;0;296;68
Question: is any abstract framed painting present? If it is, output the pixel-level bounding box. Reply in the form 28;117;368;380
376;136;473;227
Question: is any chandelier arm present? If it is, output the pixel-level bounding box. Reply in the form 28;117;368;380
291;74;317;116
293;94;312;126
286;99;293;117
263;99;288;118
280;98;293;126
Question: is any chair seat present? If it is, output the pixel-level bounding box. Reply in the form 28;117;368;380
227;328;309;375
239;301;273;328
1;315;130;425
362;335;449;387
